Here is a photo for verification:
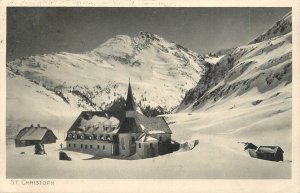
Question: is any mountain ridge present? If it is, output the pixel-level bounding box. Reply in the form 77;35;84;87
6;31;207;133
176;12;292;113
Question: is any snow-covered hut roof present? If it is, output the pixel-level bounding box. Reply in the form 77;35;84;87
257;146;284;154
17;125;57;141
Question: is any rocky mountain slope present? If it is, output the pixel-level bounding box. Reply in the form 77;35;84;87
6;31;206;136
177;11;292;113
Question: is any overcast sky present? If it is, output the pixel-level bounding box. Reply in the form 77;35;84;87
7;7;291;61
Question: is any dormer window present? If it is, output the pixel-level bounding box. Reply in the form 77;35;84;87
81;135;84;140
100;135;104;140
106;136;111;141
96;135;101;140
89;136;93;140
67;134;72;139
73;134;77;139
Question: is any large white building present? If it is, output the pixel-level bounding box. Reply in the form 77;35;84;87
65;81;172;158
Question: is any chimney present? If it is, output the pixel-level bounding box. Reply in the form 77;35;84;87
37;124;40;127
30;124;34;127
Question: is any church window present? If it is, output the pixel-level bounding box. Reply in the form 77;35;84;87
97;145;100;149
131;136;135;143
73;144;76;148
103;145;105;150
121;138;125;150
69;143;71;148
139;143;141;148
90;145;93;149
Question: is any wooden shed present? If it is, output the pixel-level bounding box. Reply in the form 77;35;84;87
15;124;57;147
256;146;284;161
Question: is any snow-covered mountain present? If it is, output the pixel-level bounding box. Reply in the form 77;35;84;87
6;31;206;136
177;11;292;113
249;11;292;44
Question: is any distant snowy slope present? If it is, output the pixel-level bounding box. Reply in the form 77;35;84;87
249;11;291;44
177;12;292;113
6;31;206;135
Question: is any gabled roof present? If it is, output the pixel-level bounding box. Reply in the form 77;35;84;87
257;146;284;153
17;126;57;141
135;113;172;134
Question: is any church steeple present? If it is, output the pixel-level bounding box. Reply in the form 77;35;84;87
125;79;136;111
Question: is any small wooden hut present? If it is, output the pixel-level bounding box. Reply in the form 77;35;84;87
15;124;57;147
256;146;284;161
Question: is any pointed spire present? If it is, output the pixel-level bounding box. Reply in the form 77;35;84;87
125;79;136;111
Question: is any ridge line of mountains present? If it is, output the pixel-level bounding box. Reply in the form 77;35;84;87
6;11;292;137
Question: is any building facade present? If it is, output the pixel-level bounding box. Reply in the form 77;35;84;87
65;81;173;159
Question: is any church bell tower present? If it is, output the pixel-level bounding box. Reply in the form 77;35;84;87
125;80;136;118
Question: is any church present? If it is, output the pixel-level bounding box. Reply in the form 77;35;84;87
65;81;173;159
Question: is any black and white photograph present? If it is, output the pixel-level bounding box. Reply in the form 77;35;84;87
2;3;298;188
5;6;293;179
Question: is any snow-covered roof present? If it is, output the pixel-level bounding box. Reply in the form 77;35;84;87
137;133;158;142
257;146;283;153
135;113;172;134
148;130;165;134
17;126;57;141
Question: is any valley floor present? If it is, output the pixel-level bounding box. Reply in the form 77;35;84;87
6;104;291;179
